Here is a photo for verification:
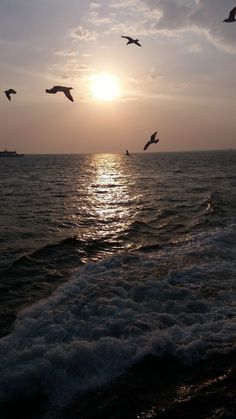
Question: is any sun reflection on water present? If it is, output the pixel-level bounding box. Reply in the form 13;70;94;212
86;154;136;239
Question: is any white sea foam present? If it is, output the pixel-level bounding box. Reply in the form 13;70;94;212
0;225;235;408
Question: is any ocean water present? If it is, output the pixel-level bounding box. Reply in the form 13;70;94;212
0;151;235;418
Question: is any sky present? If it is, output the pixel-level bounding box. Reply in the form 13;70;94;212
0;0;235;153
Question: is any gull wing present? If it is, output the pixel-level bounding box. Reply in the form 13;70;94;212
64;89;74;102
229;7;236;19
5;91;11;101
143;140;151;151
5;89;17;101
121;36;133;42
150;131;157;142
135;40;142;47
54;85;65;90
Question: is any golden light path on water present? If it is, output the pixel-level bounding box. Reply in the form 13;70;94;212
87;154;135;238
65;154;141;244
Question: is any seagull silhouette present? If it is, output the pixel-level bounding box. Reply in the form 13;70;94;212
45;86;74;102
223;6;236;22
4;89;17;101
143;131;159;151
121;36;142;47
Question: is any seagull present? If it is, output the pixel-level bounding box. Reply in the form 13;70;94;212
4;89;17;101
121;36;142;47
223;6;236;22
143;131;159;151
45;85;74;102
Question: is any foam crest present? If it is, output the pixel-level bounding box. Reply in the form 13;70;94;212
0;225;235;408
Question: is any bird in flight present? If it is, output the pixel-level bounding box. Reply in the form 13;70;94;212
223;6;236;22
45;85;74;102
4;89;17;101
121;36;142;47
143;131;159;151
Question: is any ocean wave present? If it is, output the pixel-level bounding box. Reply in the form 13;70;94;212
2;236;113;274
0;223;235;411
0;236;121;338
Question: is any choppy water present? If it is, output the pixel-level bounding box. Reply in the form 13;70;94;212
0;151;235;417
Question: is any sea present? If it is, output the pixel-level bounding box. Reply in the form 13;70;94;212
0;151;235;419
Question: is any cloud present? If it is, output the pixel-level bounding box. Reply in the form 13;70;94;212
189;0;236;52
88;11;112;26
61;60;94;73
148;67;162;81
89;1;101;9
110;0;133;8
71;25;97;41
188;43;203;53
109;1;236;52
146;0;236;52
126;66;194;101
55;50;78;58
146;0;192;30
45;58;94;84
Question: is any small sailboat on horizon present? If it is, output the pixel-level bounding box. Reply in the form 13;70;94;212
126;149;131;156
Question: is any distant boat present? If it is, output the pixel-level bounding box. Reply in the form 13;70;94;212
126;149;131;156
0;150;24;157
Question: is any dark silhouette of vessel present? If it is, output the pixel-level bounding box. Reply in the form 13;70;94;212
0;150;24;157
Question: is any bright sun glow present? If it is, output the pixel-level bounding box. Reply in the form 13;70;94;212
90;73;120;102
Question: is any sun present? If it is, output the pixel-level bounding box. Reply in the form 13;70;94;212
90;73;120;102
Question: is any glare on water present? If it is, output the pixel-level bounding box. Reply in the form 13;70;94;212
86;154;136;237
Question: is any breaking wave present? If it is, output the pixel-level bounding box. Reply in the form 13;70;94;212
0;221;235;413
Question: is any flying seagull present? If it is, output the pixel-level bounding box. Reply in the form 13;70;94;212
4;89;17;101
45;85;74;102
143;131;159;151
121;36;142;47
223;6;236;22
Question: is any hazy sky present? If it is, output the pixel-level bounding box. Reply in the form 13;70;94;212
0;0;235;153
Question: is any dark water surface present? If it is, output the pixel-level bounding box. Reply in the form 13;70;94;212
0;151;235;418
